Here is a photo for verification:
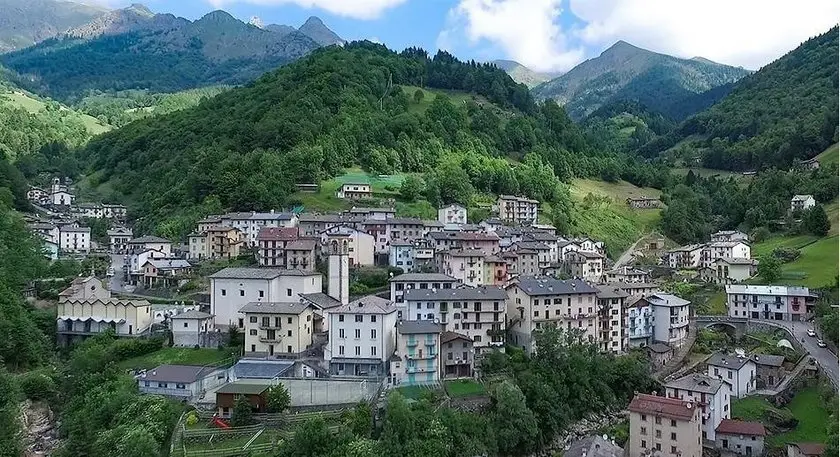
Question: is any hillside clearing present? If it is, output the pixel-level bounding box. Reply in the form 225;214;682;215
731;387;829;448
1;89;111;134
816;143;838;167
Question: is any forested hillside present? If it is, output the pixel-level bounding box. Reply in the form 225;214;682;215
74;86;229;127
640;27;839;171
533;41;749;120
0;0;106;52
1;9;324;100
78;42;668;237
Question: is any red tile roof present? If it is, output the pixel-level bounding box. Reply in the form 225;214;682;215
789;443;826;456
257;227;299;241
715;419;766;436
628;394;698;421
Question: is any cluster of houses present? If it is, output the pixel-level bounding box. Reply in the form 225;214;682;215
25;177;128;258
665;230;757;284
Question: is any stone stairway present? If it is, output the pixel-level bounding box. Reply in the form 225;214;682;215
656;321;698;381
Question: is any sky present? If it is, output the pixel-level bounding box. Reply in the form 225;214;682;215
89;0;839;73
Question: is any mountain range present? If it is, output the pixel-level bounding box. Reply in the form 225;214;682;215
0;1;343;100
533;40;751;120
490;60;561;88
0;0;107;52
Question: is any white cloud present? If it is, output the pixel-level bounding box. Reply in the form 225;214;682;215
205;0;406;20
570;0;840;69
437;0;586;73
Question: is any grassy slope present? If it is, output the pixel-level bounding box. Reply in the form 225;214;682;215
569;179;664;258
0;89;111;134
118;347;235;370
752;200;839;288
731;387;829;447
816;142;838;167
401;85;482;115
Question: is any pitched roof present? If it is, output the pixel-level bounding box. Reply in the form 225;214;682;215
441;331;472;344
665;373;724;395
648;342;672;354
595;285;629;299
444;248;487;257
787;443;826;456
514;241;551;251
208;267;317;279
299;292;341;309
171;310;214;320
397;320;442;334
628;394;698;421
129;235;171;244
239;302;311;314
389;273;459;283
332;295;395;314
216;382;271;395
565;435;623;457
573;250;604;259
257;227;299;241
144;259;191;269
61;227;91;233
140;364;218;383
707;352;755;370
285;239;317;250
232;359;293;379
750;353;785;367
725;285;814;297
717;257;757;265
646;293;690;308
792;194;813;201
404;286;508;302
715;419;767;436
348;207;394;214
510;277;599;296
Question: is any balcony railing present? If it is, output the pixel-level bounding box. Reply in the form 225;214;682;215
259;324;282;330
259;336;282;343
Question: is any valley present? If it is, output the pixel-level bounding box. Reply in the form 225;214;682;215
0;3;837;457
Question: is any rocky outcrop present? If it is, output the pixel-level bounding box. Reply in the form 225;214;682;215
19;400;60;456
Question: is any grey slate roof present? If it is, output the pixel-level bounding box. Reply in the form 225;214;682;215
595;285;629;299
441;331;472;344
233;359;294;379
171;310;214;320
389;273;459;283
129;235;171;244
750;353;785;367
216;382;271;395
510;277;599;295
665;373;724;394
707;352;755;370
404;286;507;301
646;293;690;307
208;267;316;279
565;435;623;457
299;292;341;309
239;302;311;315
648;342;672;354
140;364;217;384
332;295;396;314
397;320;442;334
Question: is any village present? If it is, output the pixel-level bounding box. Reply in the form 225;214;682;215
23;178;835;457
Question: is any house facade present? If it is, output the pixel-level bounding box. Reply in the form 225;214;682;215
322;225;375;266
388;273;459;318
403;286;507;353
665;373;729;441
701;241;751;268
336;183;372;199
596;285;628;354
437;249;486;287
57;298;152;345
497;195;539;224
137;364;227;400
438;204;467;225
706;352;756;398
59;226;91;253
170;310;216;347
604;266;651;284
715;420;766;457
564;250;604;282
325;296;397;377
390;320;442;386
648;293;691;347
725;285;817;321
440;331;474;378
240;302;315;357
628;394;702;457
790;195;816;212
506;277;599;354
108;227;133;253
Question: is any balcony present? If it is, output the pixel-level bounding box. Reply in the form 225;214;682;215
259;335;282;343
259;323;282;330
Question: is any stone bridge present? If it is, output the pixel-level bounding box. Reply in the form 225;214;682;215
695;315;749;338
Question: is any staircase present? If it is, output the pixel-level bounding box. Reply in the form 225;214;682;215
656;320;698;381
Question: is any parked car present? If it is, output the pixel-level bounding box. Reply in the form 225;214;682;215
807;328;816;337
817;340;827;348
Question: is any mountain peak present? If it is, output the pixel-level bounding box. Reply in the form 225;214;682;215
198;10;239;23
602;40;644;55
298;16;343;46
126;3;153;16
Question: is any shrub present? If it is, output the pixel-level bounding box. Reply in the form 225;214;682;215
185;411;199;427
772;247;801;263
17;370;58;401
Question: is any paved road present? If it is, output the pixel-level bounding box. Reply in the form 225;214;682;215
757;319;838;388
108;253;134;293
614;234;648;267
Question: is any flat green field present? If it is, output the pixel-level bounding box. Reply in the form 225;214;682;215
731;387;830;447
291;168;410;213
1;90;111;134
443;379;486;397
118;347;235;370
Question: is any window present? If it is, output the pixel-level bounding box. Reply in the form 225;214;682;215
339;315;345;322
258;290;264;298
371;346;377;356
671;420;676;427
275;317;282;327
727;371;733;379
371;315;377;323
176;383;186;389
454;313;461;319
533;310;539;317
249;316;257;323
339;329;345;338
371;329;377;339
670;446;677;454
249;329;257;336
654;443;661;451
722;440;729;449
339;345;344;355
287;317;292;324
355;346;361;356
221;289;226;296
655;430;661;438
670;432;676;441
473;335;482;342
641;415;647;421
158;382;167;388
355;329;361;339
641;427;647;435
448;353;453;360
641;440;646;449
183;322;189;328
286;288;292;296
355;315;363;322
239;290;245;297
655;417;661;425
